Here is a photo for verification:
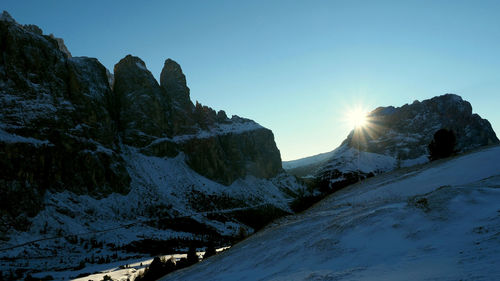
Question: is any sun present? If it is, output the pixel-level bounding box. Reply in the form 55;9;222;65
346;107;368;129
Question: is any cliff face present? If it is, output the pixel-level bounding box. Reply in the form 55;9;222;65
160;58;194;113
178;126;282;185
113;55;171;145
0;11;284;232
0;12;130;229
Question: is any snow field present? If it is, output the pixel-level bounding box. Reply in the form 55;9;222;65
162;146;500;281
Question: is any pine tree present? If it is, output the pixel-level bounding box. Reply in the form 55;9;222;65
203;242;217;259
428;129;456;161
187;245;199;265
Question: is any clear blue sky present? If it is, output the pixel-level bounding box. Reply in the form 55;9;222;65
3;0;500;160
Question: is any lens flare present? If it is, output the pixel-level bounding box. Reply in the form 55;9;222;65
346;107;368;129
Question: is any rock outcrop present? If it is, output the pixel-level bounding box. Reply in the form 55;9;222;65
141;125;282;185
160;58;193;112
113;55;170;145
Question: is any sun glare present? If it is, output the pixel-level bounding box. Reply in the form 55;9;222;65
346;107;368;129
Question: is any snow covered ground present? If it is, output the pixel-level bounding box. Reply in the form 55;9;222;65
283;143;428;179
162;145;500;281
0;128;51;146
0;144;303;279
319;144;396;174
148;118;264;145
282;150;336;170
31;247;230;281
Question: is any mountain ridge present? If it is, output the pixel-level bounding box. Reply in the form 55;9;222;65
286;94;498;186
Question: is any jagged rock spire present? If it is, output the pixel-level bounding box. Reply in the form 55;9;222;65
113;54;169;144
0;10;16;23
160;58;193;111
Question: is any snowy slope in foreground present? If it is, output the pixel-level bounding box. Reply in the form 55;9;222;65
163;146;500;281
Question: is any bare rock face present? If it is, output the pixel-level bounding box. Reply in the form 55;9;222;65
66;56;116;144
160;58;199;135
143;118;283;185
113;55;171;145
183;128;282;185
160;58;193;112
49;34;72;57
0;14;69;134
0;13;115;146
0;14;130;229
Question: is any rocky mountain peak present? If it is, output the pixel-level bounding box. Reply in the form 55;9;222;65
160;58;193;110
114;55;154;79
160;58;186;88
113;54;170;144
0;10;15;23
49;34;72;58
23;24;42;35
113;55;160;98
347;94;499;159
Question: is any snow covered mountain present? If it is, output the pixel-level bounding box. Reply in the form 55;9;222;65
282;150;336;173
162;145;500;281
286;94;499;189
0;11;304;278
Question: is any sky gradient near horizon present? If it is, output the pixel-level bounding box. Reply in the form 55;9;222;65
3;0;500;160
